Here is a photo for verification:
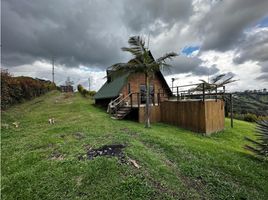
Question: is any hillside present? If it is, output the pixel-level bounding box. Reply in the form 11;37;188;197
232;92;268;116
1;91;268;199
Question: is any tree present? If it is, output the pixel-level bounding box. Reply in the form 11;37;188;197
110;36;177;128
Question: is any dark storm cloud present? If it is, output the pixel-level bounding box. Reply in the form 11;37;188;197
197;0;268;51
163;56;202;75
256;74;268;82
122;0;193;34
232;28;268;80
233;29;268;65
2;0;268;85
2;0;194;69
192;64;219;76
163;55;219;76
232;30;268;81
2;0;127;68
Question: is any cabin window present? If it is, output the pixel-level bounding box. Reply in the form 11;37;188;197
140;85;154;104
128;83;131;94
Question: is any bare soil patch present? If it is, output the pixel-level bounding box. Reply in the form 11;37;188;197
78;144;127;163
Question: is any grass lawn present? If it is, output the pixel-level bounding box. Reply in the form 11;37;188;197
1;91;268;199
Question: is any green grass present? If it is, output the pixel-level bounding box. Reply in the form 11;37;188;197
1;91;268;199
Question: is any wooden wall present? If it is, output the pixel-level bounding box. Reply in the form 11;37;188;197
160;100;224;135
120;73;169;105
139;106;161;123
205;100;225;134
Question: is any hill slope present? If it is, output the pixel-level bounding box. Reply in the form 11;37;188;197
232;92;268;115
1;91;268;199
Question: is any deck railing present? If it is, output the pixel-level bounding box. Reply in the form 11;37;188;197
170;83;226;102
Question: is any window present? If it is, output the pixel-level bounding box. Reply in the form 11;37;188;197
140;85;154;104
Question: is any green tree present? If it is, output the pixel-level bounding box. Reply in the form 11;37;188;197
110;36;177;128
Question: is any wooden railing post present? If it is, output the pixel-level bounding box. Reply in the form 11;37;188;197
157;93;160;105
202;83;205;101
230;93;233;128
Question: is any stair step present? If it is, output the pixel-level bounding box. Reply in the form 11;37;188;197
118;108;131;111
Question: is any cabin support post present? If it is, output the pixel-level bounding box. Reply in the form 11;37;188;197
137;93;140;108
130;93;133;108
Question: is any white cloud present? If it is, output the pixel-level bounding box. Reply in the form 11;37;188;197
8;61;106;91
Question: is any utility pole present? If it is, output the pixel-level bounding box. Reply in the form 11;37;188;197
88;77;91;91
52;57;55;84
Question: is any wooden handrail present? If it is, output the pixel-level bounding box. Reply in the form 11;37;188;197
114;92;133;107
110;94;123;106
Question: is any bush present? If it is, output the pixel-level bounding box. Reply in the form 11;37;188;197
77;84;96;97
1;69;56;109
244;113;258;122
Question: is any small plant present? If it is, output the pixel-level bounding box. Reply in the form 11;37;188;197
245;120;268;159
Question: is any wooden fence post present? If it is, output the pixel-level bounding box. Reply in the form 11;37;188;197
230;93;233;128
202;83;205;102
215;86;217;101
176;87;179;101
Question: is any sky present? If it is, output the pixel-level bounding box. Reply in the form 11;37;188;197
1;0;268;92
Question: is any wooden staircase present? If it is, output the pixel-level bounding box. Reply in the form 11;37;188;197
112;106;132;119
108;93;133;120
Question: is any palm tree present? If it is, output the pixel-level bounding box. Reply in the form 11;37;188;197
245;120;268;159
192;73;237;92
110;36;177;128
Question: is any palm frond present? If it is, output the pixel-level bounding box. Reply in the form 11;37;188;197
212;74;226;83
244;120;268;158
156;52;178;63
128;36;146;53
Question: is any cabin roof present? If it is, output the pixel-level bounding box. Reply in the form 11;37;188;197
94;73;129;99
94;70;172;100
94;51;172;100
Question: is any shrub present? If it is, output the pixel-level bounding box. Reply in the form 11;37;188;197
77;84;96;97
77;84;83;93
88;91;96;96
1;69;56;109
244;113;258;122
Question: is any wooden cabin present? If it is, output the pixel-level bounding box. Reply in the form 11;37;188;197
94;68;172;122
94;63;225;135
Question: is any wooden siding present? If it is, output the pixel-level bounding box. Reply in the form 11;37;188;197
160;100;224;135
120;73;169;105
205;100;225;134
138;106;161;123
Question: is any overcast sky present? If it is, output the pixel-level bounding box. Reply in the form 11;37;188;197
2;0;268;91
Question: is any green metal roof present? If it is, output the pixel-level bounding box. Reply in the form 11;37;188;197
94;73;129;99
